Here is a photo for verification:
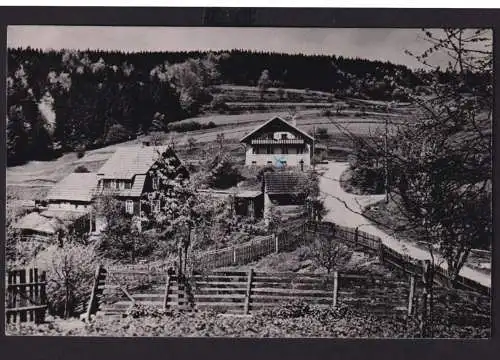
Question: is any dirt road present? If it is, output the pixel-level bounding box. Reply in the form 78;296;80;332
318;162;491;288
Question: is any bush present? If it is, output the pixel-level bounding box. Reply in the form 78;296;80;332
206;153;241;189
210;98;230;114
33;243;99;318
105;124;132;145
75;144;86;158
74;165;90;173
320;109;333;117
167;121;217;133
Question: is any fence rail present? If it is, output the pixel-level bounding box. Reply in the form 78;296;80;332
5;268;47;324
99;269;416;317
310;222;490;296
107;219;489;296
192;222;308;271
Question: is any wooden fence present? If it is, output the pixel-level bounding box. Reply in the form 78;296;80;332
312;222;491;296
192;222;308;271
5;268;47;324
95;268;416;317
103;219;489;297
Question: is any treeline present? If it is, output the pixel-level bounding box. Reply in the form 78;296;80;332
7;47;482;166
7;48;221;166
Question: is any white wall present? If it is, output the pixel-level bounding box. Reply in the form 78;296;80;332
48;202;90;211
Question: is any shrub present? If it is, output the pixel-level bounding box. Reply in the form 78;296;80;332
105;124;132;145
320;109;333;117
206;153;241;189
167;121;203;133
210;98;230;114
75;143;86;158
33;243;99;318
74;165;90;173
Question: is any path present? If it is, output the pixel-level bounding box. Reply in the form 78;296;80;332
317;162;491;288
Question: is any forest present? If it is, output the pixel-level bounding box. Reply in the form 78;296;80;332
6;47;486;166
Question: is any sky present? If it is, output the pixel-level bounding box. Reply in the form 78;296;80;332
7;26;490;69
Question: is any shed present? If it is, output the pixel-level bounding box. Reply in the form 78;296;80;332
264;171;307;205
234;190;264;219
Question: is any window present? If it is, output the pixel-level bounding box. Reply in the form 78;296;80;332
152;177;159;190
103;180;110;189
267;161;273;165
124;181;131;189
152;199;161;213
125;200;134;214
252;161;257;165
116;180;120;190
118;181;125;190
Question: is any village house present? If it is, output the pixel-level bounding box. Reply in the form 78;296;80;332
240;116;315;168
93;144;188;233
13;172;98;240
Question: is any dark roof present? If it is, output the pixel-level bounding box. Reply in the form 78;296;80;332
46;173;98;202
240;116;314;144
264;172;305;194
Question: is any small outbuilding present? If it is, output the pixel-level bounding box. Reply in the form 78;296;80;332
234;190;264;219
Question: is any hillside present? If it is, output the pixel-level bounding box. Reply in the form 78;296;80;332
7;47;428;167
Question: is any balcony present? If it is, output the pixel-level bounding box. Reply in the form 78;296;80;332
251;139;305;145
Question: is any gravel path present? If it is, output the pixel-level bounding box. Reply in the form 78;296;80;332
318;162;491;288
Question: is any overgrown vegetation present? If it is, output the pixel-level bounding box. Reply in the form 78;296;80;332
6;302;489;338
338;29;492;336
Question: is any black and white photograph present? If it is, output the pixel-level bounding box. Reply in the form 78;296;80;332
5;24;492;338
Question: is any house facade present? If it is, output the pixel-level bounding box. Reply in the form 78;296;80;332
46;172;97;213
240;117;314;168
93;145;188;233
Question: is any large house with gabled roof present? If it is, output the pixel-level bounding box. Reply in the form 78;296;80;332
93;144;188;232
240;116;314;168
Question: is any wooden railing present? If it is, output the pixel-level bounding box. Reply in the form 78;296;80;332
5;268;47;324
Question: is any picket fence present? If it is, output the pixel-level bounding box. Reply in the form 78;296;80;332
193;222;307;271
5;268;47;324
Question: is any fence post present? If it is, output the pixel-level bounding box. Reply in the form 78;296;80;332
274;233;279;253
419;260;431;337
163;274;171;310
233;247;237;265
408;275;416;317
39;271;47;323
332;271;339;307
244;268;254;315
378;242;385;263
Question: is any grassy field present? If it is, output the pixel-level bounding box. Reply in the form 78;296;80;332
6;86;411;208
